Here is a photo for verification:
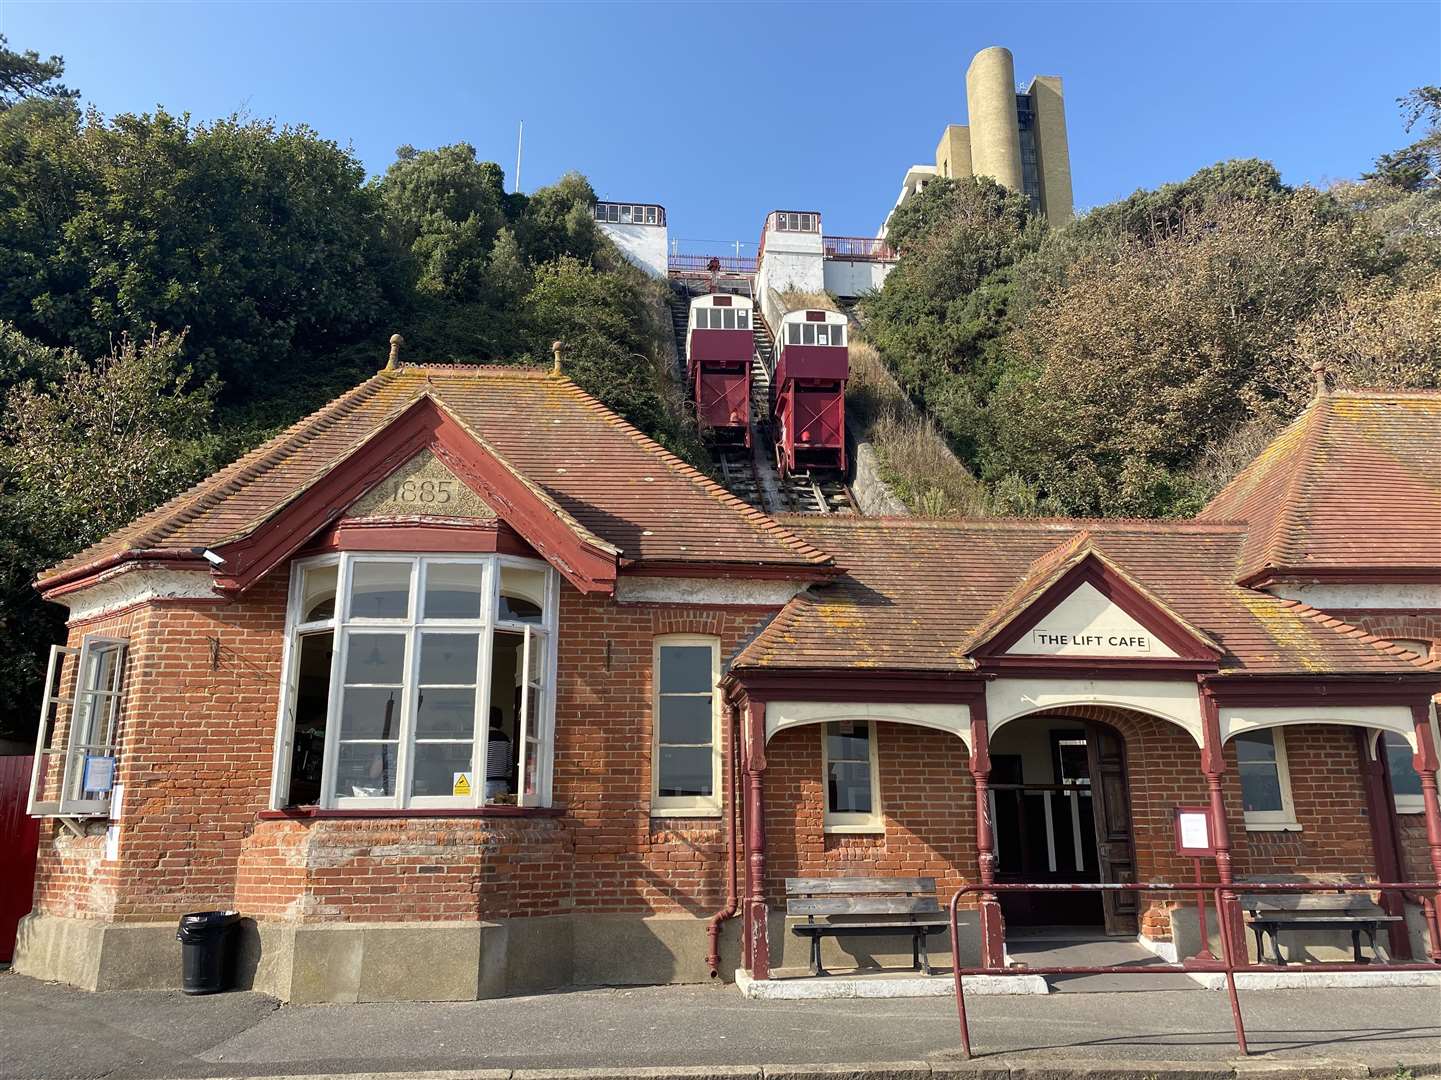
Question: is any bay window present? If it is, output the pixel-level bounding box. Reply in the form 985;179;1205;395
271;553;557;810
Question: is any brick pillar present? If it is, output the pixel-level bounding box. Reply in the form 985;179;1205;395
1199;686;1246;960
1412;702;1441;961
742;697;770;979
969;699;1005;968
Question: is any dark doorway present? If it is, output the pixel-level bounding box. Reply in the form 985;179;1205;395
990;716;1137;933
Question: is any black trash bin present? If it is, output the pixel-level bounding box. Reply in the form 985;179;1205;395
176;910;240;994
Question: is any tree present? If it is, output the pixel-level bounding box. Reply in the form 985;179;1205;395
0;329;217;737
1365;87;1441;192
0;35;76;109
0;106;396;397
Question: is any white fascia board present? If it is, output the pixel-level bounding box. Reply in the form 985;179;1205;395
58;567;221;622
1265;582;1441;611
986;677;1204;747
614;576;805;607
765;700;971;748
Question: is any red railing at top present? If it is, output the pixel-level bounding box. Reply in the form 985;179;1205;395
948;880;1441;1060
823;236;897;262
668;254;758;275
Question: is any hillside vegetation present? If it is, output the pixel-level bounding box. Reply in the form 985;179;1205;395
861;89;1441;519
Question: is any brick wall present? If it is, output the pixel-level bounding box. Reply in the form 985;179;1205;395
33;574;768;925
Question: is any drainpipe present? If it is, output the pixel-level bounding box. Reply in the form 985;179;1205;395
706;698;740;977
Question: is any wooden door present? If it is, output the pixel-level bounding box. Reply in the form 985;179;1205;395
0;755;41;962
1085;724;1138;935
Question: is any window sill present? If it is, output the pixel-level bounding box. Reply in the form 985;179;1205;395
259;805;566;821
1243;821;1301;833
1394;803;1425;816
824;822;885;835
650;808;722;820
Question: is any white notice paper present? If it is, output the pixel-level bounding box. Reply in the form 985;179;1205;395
1178;811;1210;851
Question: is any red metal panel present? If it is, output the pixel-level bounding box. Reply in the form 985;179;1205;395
690;329;754;366
0;755;41;962
776;344;848;387
696;367;751;437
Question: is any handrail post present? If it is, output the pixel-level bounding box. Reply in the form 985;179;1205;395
1213;885;1249;1055
950;888;972;1059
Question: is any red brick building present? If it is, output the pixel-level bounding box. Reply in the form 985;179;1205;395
16;368;1441;1000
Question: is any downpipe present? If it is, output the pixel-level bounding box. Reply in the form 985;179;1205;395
706;700;740;978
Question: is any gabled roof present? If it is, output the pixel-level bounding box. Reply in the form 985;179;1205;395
1199;390;1441;585
734;517;1440;677
965;532;1223;661
38;365;832;596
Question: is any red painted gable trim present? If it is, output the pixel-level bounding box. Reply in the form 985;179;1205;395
971;554;1222;666
301;518;541;558
1241;567;1441;589
209;396;619;595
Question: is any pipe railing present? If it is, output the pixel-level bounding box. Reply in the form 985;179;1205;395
948;880;1441;1059
822;236;897;261
668;254;758;275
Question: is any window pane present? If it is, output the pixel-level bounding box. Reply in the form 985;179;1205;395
621;205;632;222
803;324;816;345
1384;733;1423;798
418;633;479;685
1239;762;1284;812
411;741;474;798
285;631;334;805
350;562;411;619
826;723;869;763
344;633;405;683
416;687;476;738
301;563;338;622
500;565;546;624
424;564;483;620
659;645;712;694
828;761;873;814
659;746;712;797
723;308;736;329
660;695;712;745
738;310;749;329
340;687;404;739
1234;731;1278;765
336;742;397;798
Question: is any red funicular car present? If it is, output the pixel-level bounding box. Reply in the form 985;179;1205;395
772;308;848;476
686;293;754;445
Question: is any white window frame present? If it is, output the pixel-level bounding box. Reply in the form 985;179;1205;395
28;634;128;819
822;721;883;834
651;634;722;817
1381;728;1434;816
268;551;557;811
1236;727;1299;831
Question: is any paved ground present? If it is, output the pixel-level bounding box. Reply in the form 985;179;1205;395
1005;934;1200;993
2;969;1438;1080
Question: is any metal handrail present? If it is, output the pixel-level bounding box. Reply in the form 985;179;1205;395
947;880;1441;1059
822;236;897;261
668;254;758;274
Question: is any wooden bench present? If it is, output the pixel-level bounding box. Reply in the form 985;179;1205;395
1239;891;1402;966
786;876;949;977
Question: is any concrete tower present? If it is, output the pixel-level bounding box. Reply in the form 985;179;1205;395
965;46;1024;192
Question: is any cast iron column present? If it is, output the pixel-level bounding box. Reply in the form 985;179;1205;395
1412;702;1441;961
969;698;1005;968
742;697;770;979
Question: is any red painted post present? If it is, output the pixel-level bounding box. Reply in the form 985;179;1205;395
969;700;1005;968
743;698;770;980
0;755;42;963
1412;702;1441;961
1199;687;1247;957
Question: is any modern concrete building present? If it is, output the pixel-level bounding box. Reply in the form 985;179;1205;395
881;45;1074;235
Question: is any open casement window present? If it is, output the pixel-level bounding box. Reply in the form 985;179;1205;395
28;636;128;818
270;553;558;811
651;636;721;816
822;721;883;834
1234;728;1299;830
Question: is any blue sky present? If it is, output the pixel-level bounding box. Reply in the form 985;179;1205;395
2;1;1436;255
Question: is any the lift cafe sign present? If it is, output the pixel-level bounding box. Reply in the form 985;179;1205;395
1010;583;1178;658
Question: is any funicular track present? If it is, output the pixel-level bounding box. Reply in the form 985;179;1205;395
668;284;853;516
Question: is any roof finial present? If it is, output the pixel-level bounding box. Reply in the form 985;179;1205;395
386;333;404;371
551;340;565;375
1312;360;1329;399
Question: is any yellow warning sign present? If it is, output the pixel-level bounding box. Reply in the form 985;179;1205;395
452;772;472;797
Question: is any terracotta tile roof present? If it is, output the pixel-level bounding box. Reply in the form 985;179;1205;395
735;517;1439;676
1199;390;1441;583
41;365;831;588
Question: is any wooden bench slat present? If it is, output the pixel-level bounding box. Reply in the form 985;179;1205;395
785;876;935;895
791;920;949;934
788;896;941;916
1240;894;1382;914
1246;915;1401;925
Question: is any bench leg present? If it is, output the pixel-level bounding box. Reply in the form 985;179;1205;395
1269;929;1286;966
1352;928;1372;965
917;932;932;977
809;935;828;978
